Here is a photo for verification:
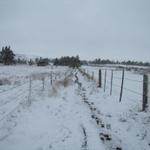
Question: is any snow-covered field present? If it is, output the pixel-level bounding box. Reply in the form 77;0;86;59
0;65;150;150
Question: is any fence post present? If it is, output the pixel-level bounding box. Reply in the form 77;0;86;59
87;70;89;75
92;72;94;80
104;70;107;92
28;76;32;106
142;74;148;111
50;72;53;85
98;69;102;88
83;69;85;75
110;70;113;95
58;73;61;79
55;74;57;80
119;69;125;102
42;77;45;90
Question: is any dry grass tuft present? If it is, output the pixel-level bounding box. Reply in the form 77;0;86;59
55;78;74;88
0;78;11;86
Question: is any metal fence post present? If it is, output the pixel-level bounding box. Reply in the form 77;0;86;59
110;70;113;95
142;74;148;111
104;70;107;92
98;69;102;88
119;69;125;102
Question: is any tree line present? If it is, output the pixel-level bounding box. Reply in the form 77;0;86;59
0;46;150;67
88;58;150;67
0;46;50;66
0;46;82;68
53;56;81;68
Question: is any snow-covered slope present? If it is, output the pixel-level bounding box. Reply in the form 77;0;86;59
0;65;149;150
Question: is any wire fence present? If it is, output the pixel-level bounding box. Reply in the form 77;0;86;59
0;81;29;94
81;67;150;111
0;68;71;123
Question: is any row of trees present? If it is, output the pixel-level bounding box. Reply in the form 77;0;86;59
0;46;50;66
0;47;81;68
90;58;150;66
0;46;149;67
53;56;81;68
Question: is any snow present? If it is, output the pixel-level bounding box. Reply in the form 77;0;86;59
0;65;150;150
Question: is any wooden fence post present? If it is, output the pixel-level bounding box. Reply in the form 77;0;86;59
119;69;125;102
98;69;102;88
110;70;113;95
142;74;148;111
92;72;94;80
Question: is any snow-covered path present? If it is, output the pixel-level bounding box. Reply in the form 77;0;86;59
0;70;104;150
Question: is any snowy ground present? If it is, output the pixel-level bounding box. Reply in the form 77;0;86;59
0;65;150;150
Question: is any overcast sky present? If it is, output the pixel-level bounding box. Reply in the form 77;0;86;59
0;0;150;61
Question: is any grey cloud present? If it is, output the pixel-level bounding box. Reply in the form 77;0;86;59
0;0;150;61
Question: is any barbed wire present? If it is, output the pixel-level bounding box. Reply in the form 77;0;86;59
0;70;73;123
0;72;55;94
0;79;47;122
0;80;29;94
84;68;150;84
0;98;24;122
106;81;143;102
123;87;143;96
113;76;150;84
106;80;150;99
123;77;143;83
0;80;43;108
0;90;27;108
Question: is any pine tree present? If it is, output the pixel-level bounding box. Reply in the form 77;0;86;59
0;46;15;65
53;55;81;68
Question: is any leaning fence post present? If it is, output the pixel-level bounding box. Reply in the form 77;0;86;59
28;76;32;106
98;69;102;88
110;70;113;95
119;69;125;102
104;70;107;92
142;74;148;111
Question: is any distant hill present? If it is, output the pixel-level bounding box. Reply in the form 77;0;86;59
15;54;39;61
